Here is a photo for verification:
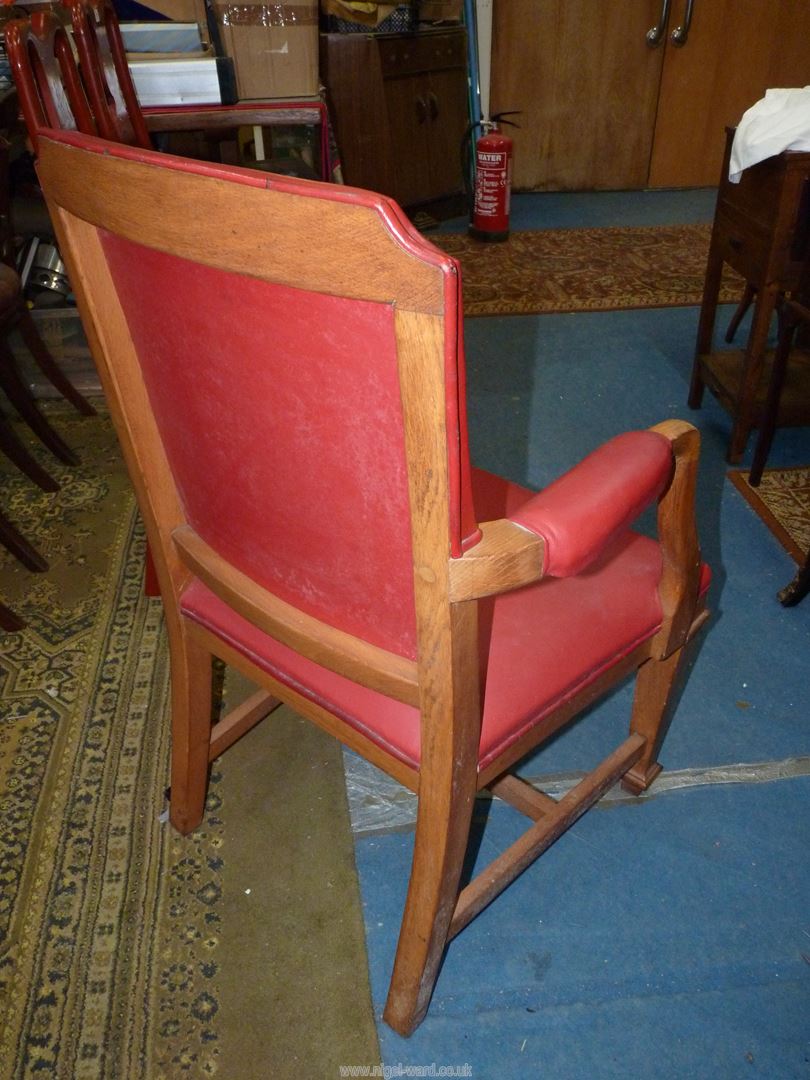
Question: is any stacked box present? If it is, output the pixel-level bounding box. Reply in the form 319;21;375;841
419;0;462;22
213;1;319;100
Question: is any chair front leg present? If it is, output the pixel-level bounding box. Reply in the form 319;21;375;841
622;644;690;795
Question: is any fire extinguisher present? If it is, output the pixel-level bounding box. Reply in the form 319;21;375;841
467;112;520;243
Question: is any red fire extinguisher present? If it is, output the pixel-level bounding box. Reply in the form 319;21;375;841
469;112;519;243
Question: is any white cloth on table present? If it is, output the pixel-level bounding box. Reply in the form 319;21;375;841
729;87;810;183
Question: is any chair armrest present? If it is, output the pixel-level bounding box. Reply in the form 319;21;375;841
448;425;702;614
510;430;673;577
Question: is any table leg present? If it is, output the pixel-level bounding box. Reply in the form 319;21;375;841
727;281;779;462
689;244;725;409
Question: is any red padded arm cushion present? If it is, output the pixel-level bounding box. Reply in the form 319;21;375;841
509;430;673;577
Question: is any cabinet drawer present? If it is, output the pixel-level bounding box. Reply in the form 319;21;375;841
713;204;771;283
378;30;466;77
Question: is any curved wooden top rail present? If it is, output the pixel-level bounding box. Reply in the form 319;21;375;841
36;130;458;315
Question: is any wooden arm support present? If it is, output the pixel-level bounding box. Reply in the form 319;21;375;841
449;430;675;603
448;518;545;601
647;419;703;657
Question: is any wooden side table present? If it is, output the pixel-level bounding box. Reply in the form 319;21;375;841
689;128;810;462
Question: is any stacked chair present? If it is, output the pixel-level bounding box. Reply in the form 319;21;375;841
7;0;330;170
13;0;712;1035
0;266;94;630
0;46;96;630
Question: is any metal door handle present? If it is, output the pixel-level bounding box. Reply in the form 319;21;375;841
646;0;671;46
416;95;428;123
671;0;695;46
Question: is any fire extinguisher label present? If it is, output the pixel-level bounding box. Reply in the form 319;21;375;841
474;151;511;219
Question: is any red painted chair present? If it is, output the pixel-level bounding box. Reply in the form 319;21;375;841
66;0;331;176
64;0;152;148
4;10;97;151
37;128;710;1036
7;4;330;176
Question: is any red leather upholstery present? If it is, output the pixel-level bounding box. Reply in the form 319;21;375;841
182;470;668;770
102;233;418;657
509;430;673;576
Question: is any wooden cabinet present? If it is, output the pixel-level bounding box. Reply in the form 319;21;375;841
491;1;810;192
320;28;468;207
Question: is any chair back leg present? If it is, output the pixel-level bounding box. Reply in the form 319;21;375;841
168;626;215;835
383;757;478;1036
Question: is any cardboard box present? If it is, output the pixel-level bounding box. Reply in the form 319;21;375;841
135;0;207;23
212;1;319;101
419;0;462;21
129;56;234;106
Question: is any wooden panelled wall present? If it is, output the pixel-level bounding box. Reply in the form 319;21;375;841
491;0;810;191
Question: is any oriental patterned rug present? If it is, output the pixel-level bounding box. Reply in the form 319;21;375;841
0;408;378;1078
433;223;744;317
728;466;810;563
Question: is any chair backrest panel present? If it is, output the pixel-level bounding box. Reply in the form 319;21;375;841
5;13;96;148
65;0;152;149
101;231;418;655
37;130;486;675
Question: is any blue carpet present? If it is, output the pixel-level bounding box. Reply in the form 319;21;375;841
438;188;718;233
356;197;810;1076
463;306;810;773
357;779;810;1079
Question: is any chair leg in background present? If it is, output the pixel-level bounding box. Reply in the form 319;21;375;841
778;555;810;606
0;599;25;632
0;505;48;572
0;407;60;491
0;342;79;465
17;307;97;416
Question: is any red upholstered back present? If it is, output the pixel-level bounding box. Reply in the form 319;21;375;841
101;234;419;656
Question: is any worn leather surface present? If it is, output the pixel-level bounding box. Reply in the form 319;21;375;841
103;235;419;658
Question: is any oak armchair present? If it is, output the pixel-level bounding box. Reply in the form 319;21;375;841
36;128;710;1035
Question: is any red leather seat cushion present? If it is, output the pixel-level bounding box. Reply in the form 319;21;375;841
180;471;685;772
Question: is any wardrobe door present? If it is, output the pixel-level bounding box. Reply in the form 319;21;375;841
491;0;665;191
649;0;810;188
